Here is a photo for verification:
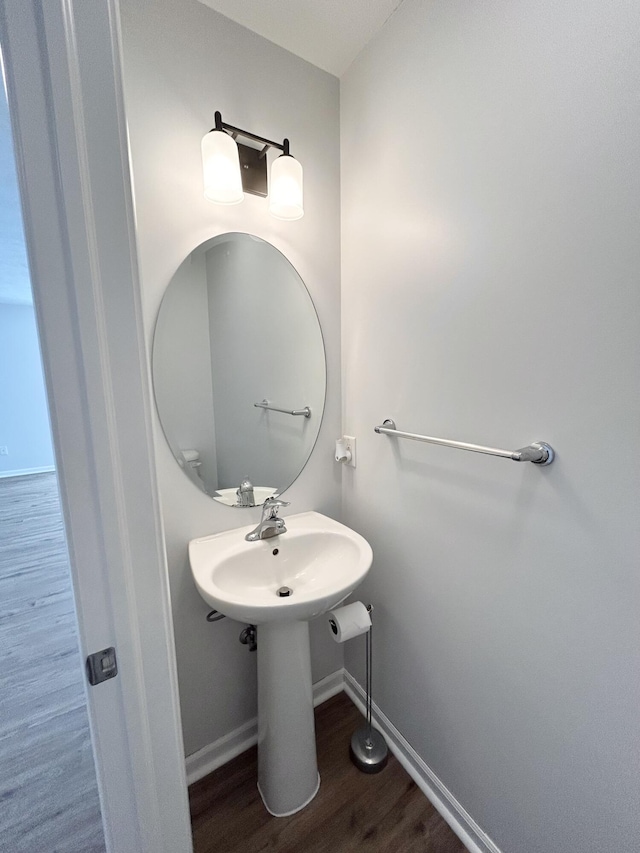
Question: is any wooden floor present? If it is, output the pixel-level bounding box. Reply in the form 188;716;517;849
189;692;468;853
0;473;105;853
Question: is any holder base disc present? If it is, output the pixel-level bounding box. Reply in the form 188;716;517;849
350;726;388;774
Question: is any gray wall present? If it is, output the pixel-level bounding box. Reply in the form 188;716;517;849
152;250;218;492
206;237;325;492
120;0;343;758
341;2;640;852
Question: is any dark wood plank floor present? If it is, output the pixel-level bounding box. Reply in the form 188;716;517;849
190;692;468;853
0;472;105;853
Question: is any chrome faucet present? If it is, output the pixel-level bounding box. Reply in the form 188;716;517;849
236;477;255;507
245;496;290;541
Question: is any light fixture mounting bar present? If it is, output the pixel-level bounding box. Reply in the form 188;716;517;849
214;111;287;159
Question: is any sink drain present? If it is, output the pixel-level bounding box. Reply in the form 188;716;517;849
276;586;293;597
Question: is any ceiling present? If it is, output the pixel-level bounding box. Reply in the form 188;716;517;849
197;0;405;77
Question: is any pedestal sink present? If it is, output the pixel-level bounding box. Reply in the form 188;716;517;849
189;511;373;816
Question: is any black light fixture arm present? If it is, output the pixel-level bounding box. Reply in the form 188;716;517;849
213;111;289;159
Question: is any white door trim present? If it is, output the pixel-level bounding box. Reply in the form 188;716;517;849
0;2;192;851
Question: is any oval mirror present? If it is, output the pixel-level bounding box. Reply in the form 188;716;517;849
152;233;326;506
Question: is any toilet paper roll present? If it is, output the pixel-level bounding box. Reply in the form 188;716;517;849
328;601;371;643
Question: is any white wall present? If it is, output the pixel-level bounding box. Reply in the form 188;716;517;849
341;2;640;852
0;90;54;477
120;0;343;757
0;303;54;475
0;87;31;305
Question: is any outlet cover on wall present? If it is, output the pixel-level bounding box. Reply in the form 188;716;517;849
344;436;356;468
0;446;8;455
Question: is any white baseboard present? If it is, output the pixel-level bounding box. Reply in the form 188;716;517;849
185;669;345;786
343;671;503;853
185;717;257;787
0;466;56;479
311;667;345;706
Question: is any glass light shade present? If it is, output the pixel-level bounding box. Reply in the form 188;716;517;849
269;154;304;220
201;130;243;204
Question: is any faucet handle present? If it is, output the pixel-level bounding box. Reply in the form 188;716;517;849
236;476;255;507
262;495;289;516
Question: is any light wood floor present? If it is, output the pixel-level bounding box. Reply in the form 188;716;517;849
189;692;468;853
0;472;105;853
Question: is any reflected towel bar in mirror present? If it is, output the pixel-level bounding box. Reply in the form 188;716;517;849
374;419;554;465
255;399;311;418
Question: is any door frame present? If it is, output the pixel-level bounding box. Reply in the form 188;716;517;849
0;2;192;851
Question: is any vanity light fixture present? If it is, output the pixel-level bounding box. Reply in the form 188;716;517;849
202;112;304;220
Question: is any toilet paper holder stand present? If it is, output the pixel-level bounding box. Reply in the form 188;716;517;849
350;604;389;774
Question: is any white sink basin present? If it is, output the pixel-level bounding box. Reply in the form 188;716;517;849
189;511;373;624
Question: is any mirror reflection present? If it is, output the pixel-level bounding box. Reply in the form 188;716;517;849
152;233;326;506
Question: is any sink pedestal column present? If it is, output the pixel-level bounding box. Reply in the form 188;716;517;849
257;620;320;816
